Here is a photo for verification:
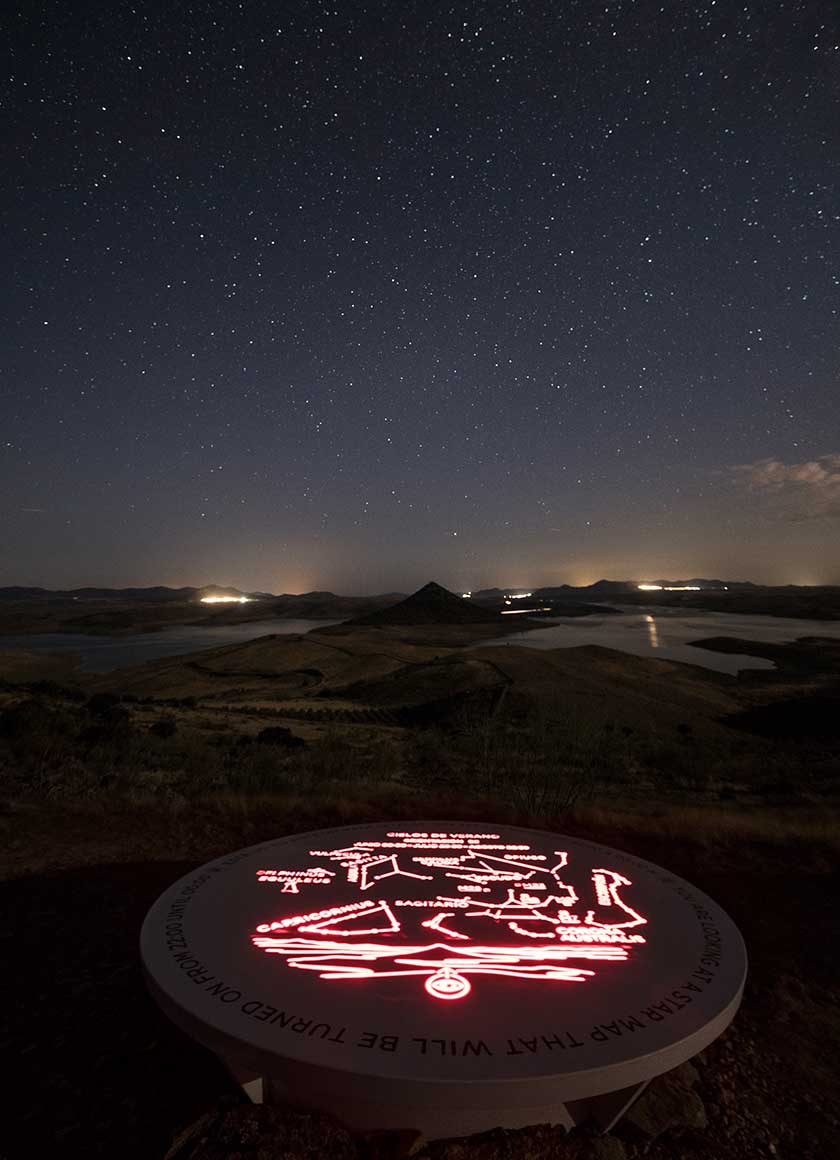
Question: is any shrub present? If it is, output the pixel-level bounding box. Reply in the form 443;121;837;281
26;680;86;701
0;698;81;794
0;698;58;741
256;726;305;749
301;728;355;780
85;692;122;717
149;717;178;739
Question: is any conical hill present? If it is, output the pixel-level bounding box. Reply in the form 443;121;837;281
349;581;501;626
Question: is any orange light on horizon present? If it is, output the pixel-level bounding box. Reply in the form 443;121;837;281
637;584;702;592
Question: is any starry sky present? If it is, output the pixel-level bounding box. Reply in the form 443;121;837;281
3;1;839;593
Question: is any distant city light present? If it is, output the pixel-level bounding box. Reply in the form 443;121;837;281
200;595;251;604
505;592;533;599
461;591;472;598
637;584;702;592
500;606;552;615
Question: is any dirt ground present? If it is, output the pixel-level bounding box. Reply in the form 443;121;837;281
1;804;837;1160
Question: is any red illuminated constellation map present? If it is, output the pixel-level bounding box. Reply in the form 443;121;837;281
252;831;648;1000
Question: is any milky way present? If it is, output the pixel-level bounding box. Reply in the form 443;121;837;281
3;1;838;590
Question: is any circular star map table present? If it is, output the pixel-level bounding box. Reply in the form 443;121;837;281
141;822;747;1137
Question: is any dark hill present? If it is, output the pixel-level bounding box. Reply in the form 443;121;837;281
0;585;201;603
348;581;501;626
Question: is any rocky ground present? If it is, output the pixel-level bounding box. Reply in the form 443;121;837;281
161;1042;793;1159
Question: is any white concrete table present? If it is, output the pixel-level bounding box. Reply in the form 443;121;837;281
141;822;747;1137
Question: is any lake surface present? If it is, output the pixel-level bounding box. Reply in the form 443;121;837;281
3;608;840;676
474;607;840;674
0;619;342;673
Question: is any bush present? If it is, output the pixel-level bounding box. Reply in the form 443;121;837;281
0;698;58;741
256;726;305;749
85;692;122;717
0;698;84;794
301;728;355;780
81;705;133;745
26;680;86;701
432;700;639;819
221;744;293;793
149;717;177;739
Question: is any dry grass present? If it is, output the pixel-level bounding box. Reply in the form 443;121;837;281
574;800;840;851
2;628;838;877
2;780;837;885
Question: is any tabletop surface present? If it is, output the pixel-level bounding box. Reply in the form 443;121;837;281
141;821;747;1088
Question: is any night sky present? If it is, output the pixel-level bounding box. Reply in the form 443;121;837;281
4;1;838;593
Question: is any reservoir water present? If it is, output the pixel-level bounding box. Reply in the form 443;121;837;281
474;607;840;675
0;619;342;674
2;608;840;676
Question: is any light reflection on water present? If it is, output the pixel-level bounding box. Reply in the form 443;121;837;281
644;614;659;649
473;606;840;675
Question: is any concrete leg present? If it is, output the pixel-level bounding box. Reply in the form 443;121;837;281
241;1077;264;1104
567;1079;650;1133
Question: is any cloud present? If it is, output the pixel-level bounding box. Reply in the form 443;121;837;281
730;453;840;519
